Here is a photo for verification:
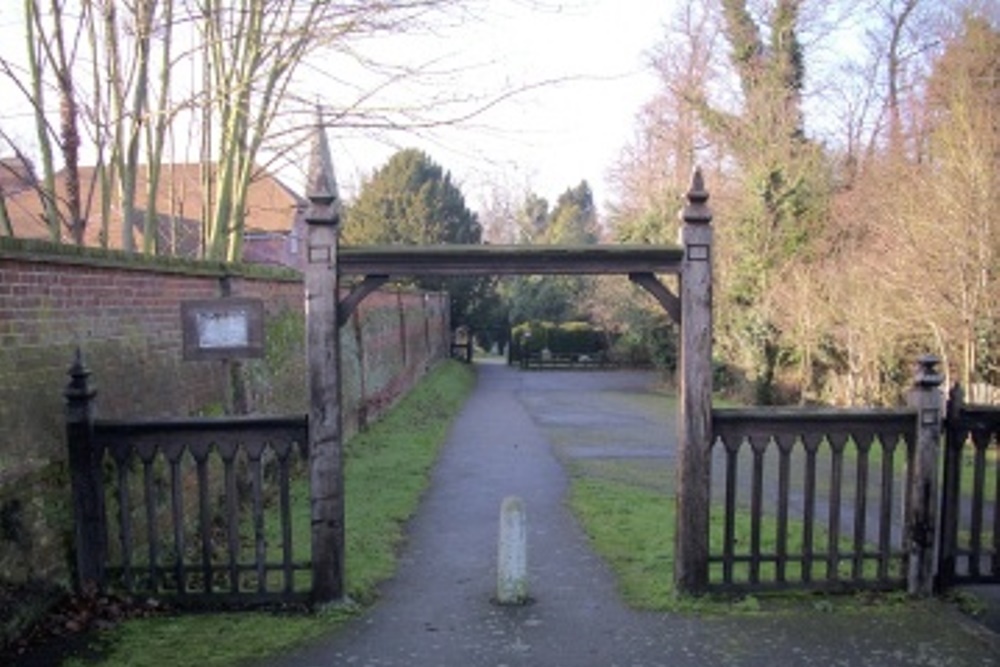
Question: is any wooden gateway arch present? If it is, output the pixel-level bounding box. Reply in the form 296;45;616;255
303;127;714;602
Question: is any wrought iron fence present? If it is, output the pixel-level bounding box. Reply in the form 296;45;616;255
66;354;311;607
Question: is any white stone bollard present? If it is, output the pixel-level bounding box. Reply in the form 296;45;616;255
497;495;528;605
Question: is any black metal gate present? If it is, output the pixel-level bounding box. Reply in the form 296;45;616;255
939;385;1000;587
66;355;312;607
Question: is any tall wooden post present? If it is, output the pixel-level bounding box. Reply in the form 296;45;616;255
304;120;345;603
65;349;107;593
906;354;943;595
938;382;964;589
675;169;713;594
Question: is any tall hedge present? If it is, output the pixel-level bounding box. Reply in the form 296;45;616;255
510;321;607;360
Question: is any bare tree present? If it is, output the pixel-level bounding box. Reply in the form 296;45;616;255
0;1;178;249
894;14;1000;388
0;0;518;259
608;0;723;245
20;0;62;241
814;2;998;401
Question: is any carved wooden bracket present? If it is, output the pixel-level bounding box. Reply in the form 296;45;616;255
338;274;390;327
629;272;681;325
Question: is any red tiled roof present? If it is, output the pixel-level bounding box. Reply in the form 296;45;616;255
0;157;35;198
4;162;304;254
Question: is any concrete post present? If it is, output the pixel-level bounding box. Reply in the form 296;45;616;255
497;496;528;604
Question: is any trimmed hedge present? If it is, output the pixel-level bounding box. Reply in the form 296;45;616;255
510;321;607;360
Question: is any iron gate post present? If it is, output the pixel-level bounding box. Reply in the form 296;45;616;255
906;355;943;596
64;349;107;593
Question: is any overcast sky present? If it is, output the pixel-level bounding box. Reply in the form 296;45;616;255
317;1;677;212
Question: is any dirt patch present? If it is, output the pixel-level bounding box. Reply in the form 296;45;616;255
0;583;166;666
1;580;65;649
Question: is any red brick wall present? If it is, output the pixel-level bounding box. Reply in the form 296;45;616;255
0;240;449;582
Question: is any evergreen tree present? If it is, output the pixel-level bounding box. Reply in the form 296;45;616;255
693;0;831;403
344;148;481;245
343;148;496;334
542;181;599;244
503;182;599;326
517;192;550;243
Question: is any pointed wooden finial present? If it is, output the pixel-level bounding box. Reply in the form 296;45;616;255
681;167;712;226
914;354;943;389
305;110;341;226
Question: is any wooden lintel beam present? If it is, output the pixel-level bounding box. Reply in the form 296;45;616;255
629;272;681;325
338;275;389;327
338;245;684;277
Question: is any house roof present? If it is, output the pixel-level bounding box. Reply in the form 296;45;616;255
0;157;35;197
3;162;305;252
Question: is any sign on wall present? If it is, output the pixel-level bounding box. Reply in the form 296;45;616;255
181;298;265;361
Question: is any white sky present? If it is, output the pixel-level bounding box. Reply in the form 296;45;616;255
322;1;677;212
0;1;676;215
296;0;881;213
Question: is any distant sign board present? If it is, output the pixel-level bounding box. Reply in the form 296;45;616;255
181;298;265;361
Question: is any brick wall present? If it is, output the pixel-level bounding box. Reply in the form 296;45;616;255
0;238;450;583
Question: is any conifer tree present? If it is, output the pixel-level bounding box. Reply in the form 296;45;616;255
344;148;500;334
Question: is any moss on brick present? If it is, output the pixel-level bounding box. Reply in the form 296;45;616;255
241;307;308;414
0;236;301;283
0;461;71;584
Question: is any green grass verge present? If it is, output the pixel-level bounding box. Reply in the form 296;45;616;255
569;476;676;610
567;459;903;614
63;360;476;667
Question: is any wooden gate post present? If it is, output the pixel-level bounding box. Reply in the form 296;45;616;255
65;349;107;593
906;354;943;596
675;169;713;594
304;122;345;603
938;383;964;589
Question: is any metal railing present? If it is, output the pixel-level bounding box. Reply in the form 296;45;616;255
66;353;311;607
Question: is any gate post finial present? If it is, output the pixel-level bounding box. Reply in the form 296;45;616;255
65;347;96;417
305;110;341;227
914;354;943;388
682;167;712;226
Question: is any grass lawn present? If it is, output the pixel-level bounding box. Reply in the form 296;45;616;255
567;455;966;618
61;359;476;667
568;474;677;609
569;460;886;612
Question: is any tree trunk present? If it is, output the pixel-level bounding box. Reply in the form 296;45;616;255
25;0;62;242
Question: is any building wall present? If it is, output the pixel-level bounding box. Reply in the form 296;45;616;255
0;238;450;583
